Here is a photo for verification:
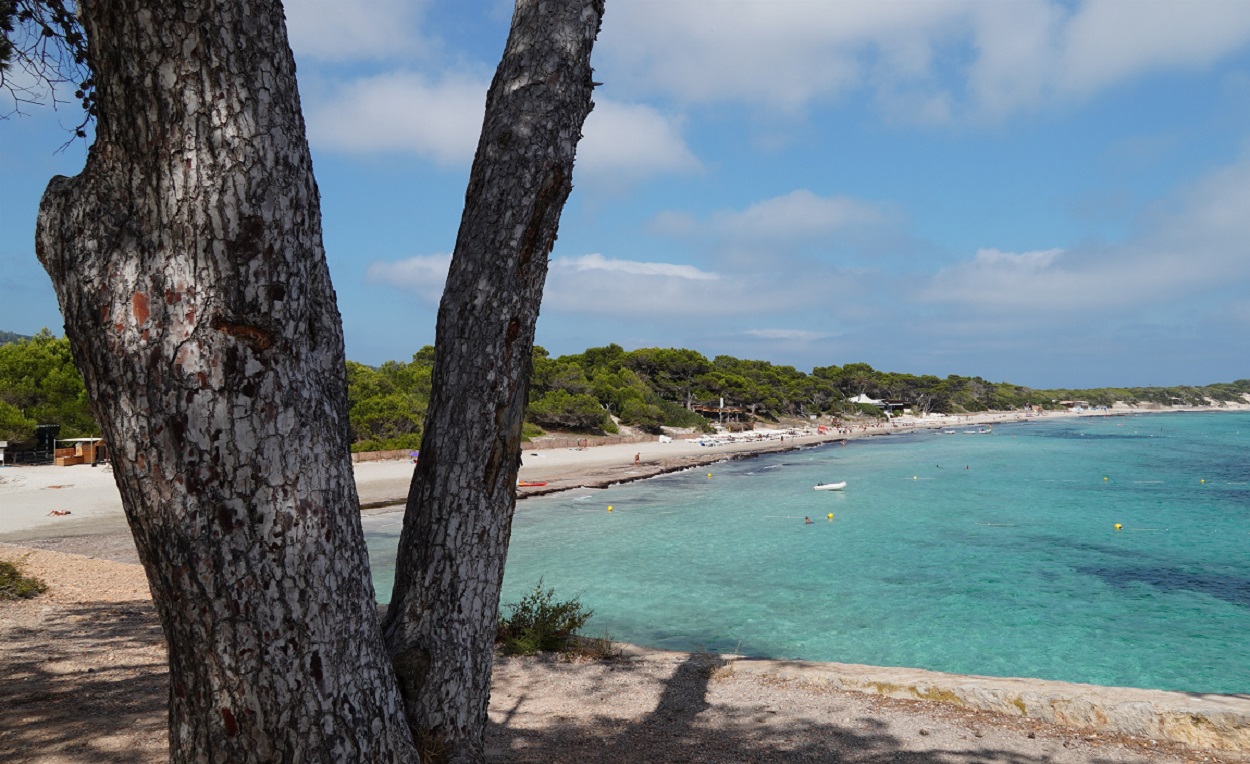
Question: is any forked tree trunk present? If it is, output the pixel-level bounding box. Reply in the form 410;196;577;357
36;1;416;761
382;1;603;762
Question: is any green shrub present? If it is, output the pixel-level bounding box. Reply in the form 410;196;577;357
0;560;48;600
350;434;424;453
656;399;714;432
851;402;885;418
526;389;613;433
498;579;592;655
618;398;666;433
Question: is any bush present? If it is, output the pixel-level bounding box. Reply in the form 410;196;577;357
617;398;665;433
526;389;612;433
850;402;885;418
656;399;714;432
0;560;48;600
350;434;424;454
498;579;592;655
521;421;545;441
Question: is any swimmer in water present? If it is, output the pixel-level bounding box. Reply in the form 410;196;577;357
805;516;813;524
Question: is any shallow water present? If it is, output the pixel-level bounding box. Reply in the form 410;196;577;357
366;411;1250;694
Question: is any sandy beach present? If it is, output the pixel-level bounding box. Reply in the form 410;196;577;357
0;407;1039;547
3;404;1249;761
5;401;1240;548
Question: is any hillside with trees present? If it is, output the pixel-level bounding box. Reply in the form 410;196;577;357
352;343;1250;449
3;330;1248;450
543;345;1249;426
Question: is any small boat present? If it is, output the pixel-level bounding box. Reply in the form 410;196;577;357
813;481;847;491
517;480;547;488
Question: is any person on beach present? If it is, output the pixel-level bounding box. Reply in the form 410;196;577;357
634;452;640;466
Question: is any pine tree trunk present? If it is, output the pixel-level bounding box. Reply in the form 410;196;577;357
382;1;603;762
36;1;417;760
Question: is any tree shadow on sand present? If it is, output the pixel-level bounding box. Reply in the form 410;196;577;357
0;598;168;763
0;601;1180;764
486;652;1149;764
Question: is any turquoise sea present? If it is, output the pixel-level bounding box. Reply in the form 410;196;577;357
366;411;1250;694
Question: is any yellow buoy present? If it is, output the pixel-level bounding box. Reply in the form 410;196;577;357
1103;476;1109;482
1114;523;1122;530
913;475;918;480
707;473;712;478
607;505;613;512
1201;478;1206;484
826;513;834;520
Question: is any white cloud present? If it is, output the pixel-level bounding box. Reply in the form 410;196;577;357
304;72;487;162
963;0;1064;120
924;247;1076;309
596;0;1250;122
304;84;697;182
922;152;1250;314
962;247;1062;274
365;253;451;302
366;251;737;316
284;0;433;61
542;254;736;317
576;100;701;184
714;190;891;242
558;253;719;281
1056;0;1250;98
540;252;846;319
599;1;965;111
286;1;1250;166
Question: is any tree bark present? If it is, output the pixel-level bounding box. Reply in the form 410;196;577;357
36;1;417;761
382;1;603;762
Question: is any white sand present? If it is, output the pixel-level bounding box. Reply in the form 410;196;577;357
0;462;124;535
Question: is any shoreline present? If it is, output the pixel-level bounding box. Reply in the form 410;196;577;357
2;404;1244;541
3;404;1250;759
509;402;1249;501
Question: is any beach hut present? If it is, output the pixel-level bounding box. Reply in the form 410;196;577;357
54;437;108;467
849;393;908;415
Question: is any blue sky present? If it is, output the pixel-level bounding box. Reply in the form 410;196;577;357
4;0;1250;389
